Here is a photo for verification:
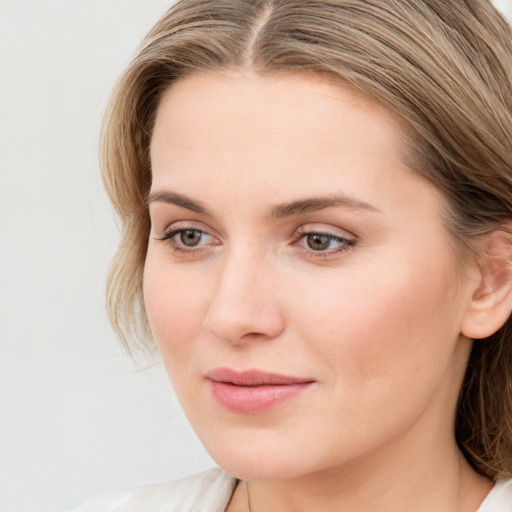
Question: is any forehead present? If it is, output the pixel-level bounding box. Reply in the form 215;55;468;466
149;70;439;216
150;70;407;169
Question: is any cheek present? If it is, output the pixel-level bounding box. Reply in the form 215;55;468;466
274;260;466;458
143;256;210;371
285;257;463;390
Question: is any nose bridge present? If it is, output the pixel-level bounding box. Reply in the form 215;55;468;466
203;243;284;343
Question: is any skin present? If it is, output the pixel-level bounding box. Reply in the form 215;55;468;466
144;70;493;511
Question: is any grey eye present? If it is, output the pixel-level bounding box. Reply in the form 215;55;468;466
179;230;203;247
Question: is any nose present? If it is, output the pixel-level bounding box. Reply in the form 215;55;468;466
203;248;286;344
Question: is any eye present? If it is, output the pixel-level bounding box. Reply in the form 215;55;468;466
304;233;338;251
295;227;355;257
178;229;204;247
157;225;218;255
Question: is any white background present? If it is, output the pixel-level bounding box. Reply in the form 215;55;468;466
1;1;511;511
0;2;215;511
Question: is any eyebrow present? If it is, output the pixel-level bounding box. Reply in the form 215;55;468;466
147;190;213;216
147;190;379;218
271;194;379;218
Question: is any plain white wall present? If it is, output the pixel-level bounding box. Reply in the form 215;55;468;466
0;2;215;512
1;1;511;512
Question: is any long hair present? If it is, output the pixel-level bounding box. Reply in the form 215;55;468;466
101;0;512;479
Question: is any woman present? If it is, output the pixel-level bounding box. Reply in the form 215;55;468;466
77;0;512;510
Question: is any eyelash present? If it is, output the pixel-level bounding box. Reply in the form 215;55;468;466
157;226;356;259
157;227;214;256
294;228;355;259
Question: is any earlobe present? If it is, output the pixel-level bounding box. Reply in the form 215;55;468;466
461;228;512;340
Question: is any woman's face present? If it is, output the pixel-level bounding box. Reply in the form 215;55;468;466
145;71;478;479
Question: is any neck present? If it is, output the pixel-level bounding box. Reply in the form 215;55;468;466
229;432;492;512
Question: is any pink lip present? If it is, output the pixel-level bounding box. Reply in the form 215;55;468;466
205;368;315;414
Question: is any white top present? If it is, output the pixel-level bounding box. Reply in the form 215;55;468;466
72;469;236;512
73;468;512;512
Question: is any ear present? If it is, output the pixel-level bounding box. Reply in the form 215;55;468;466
461;227;512;340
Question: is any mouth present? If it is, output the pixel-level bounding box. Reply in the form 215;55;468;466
205;368;316;414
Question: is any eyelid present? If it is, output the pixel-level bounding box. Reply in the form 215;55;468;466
157;219;217;238
293;223;357;259
158;226;209;242
295;223;356;240
156;220;221;255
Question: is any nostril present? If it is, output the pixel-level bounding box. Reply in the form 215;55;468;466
202;256;286;343
203;296;285;345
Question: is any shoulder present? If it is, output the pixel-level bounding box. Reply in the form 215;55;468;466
478;479;512;512
72;468;238;512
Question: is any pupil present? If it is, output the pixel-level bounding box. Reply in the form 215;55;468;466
307;233;330;251
180;230;201;246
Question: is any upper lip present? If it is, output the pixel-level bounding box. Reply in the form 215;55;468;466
206;367;315;386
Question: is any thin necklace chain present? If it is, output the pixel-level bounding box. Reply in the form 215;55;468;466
245;481;253;512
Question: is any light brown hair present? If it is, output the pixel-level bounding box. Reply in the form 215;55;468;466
101;0;512;479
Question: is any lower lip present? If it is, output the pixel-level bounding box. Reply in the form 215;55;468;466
208;380;313;414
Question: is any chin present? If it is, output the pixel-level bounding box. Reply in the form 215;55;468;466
213;453;308;481
196;427;328;481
